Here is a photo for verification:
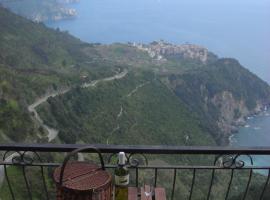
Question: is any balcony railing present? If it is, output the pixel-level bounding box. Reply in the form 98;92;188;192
1;144;270;200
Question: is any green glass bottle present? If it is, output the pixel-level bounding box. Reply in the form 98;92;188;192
115;152;129;200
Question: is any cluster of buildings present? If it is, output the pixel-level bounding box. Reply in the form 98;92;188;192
133;40;209;63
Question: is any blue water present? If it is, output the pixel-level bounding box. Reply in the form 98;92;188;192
46;0;270;168
46;0;270;83
230;110;270;171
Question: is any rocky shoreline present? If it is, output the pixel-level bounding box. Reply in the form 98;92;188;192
226;103;270;145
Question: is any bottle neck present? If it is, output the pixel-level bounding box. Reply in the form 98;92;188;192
118;152;126;165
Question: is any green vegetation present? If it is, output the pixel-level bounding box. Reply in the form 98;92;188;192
38;70;214;146
168;58;270;144
0;6;270;200
0;165;56;200
0;6;124;142
0;98;34;142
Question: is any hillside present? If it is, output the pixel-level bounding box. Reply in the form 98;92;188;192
38;58;270;146
1;6;270;200
0;6;122;142
1;5;270;146
37;70;215;146
166;58;270;144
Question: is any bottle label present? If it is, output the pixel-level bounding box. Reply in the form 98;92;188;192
115;174;130;186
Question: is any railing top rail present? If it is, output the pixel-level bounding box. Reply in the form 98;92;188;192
1;143;270;155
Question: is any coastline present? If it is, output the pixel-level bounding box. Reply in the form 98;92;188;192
228;105;270;146
0;1;79;23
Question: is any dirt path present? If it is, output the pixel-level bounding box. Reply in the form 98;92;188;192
106;81;150;144
126;81;150;97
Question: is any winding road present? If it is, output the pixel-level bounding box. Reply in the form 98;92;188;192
0;70;128;187
28;69;128;142
28;89;70;142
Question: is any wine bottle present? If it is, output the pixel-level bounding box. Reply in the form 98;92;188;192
115;152;129;200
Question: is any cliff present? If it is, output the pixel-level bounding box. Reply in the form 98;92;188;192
167;58;270;144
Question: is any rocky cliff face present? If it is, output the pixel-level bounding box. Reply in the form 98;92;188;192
211;91;267;135
167;58;270;144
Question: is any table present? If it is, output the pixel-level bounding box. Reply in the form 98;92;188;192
128;186;166;200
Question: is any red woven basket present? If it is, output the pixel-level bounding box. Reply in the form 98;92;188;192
53;147;112;200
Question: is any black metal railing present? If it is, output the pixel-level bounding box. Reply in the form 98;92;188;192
1;144;270;200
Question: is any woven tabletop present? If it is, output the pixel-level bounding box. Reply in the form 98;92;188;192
54;162;111;191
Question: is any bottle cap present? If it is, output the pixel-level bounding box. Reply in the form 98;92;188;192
118;152;126;165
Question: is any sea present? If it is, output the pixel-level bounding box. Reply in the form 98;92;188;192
46;0;270;169
230;110;270;172
46;0;270;83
